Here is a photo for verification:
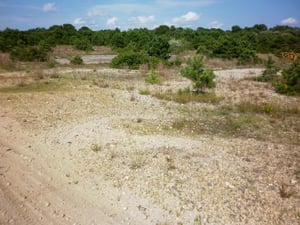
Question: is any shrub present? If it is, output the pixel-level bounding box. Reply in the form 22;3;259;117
145;69;161;84
110;51;149;69
10;46;48;62
254;56;280;82
72;38;93;52
180;56;216;93
70;55;83;65
275;58;300;95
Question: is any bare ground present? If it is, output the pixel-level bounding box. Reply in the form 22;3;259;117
0;67;299;225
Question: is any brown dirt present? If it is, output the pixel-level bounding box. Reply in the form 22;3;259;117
0;67;299;225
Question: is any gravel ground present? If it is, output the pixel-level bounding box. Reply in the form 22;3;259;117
0;67;299;225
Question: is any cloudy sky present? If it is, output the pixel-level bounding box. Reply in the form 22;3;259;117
0;0;299;30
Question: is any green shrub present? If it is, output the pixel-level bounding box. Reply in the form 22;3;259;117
254;57;280;82
145;70;161;84
70;55;83;65
110;51;149;69
10;46;48;61
72;38;93;52
275;58;300;95
180;56;216;93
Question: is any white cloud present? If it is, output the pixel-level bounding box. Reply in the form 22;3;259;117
131;15;155;26
73;18;86;25
280;17;298;25
155;0;216;8
172;12;199;23
208;20;223;29
43;3;57;12
107;17;118;26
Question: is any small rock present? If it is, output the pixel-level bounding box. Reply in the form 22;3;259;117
225;182;235;189
291;179;297;185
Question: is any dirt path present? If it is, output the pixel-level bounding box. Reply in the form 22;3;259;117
0;68;299;225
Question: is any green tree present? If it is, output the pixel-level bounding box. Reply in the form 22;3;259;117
147;37;170;60
181;56;216;93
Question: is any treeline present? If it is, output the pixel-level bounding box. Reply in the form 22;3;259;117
0;24;300;63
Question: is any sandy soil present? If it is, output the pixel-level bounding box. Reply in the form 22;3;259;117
0;67;299;225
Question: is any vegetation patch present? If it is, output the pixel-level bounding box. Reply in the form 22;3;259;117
153;88;221;104
0;80;62;93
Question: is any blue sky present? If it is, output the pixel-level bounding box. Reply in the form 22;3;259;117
0;0;299;30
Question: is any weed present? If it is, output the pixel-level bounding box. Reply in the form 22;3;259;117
294;168;300;176
139;89;150;95
47;61;56;68
129;150;146;170
235;101;299;117
0;80;61;93
145;70;161;84
91;143;102;152
153;88;222;104
279;184;295;198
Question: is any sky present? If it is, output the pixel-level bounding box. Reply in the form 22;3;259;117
0;0;299;31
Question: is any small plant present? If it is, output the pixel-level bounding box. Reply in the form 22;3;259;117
145;69;161;84
279;183;295;198
91;143;102;152
129;150;145;170
70;55;83;65
139;89;150;95
47;61;56;68
153;88;221;104
180;56;215;93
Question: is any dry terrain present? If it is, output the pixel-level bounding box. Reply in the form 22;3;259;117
0;64;299;225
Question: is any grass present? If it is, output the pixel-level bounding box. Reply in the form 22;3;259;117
129;150;146;170
139;88;151;95
169;101;299;143
233;101;299;117
153;88;222;104
0;80;63;93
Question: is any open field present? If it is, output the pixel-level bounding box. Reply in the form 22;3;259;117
0;63;299;225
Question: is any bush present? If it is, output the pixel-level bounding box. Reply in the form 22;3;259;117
254;56;280;82
145;70;161;84
275;58;300;95
10;46;48;61
72;38;93;52
110;51;149;69
70;55;83;65
180;56;216;93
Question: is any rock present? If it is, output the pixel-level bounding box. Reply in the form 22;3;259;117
225;182;235;189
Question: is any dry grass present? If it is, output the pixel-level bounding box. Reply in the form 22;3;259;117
153;89;222;104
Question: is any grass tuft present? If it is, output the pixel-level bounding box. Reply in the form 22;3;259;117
153;88;222;104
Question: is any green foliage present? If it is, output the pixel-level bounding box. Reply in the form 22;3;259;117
10;46;48;61
180;56;216;93
1;24;300;65
255;57;280;82
145;70;161;84
147;37;170;60
72;38;93;52
153;88;221;104
70;55;83;65
275;58;300;95
110;51;149;69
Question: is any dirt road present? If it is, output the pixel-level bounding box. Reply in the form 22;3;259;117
0;68;299;225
